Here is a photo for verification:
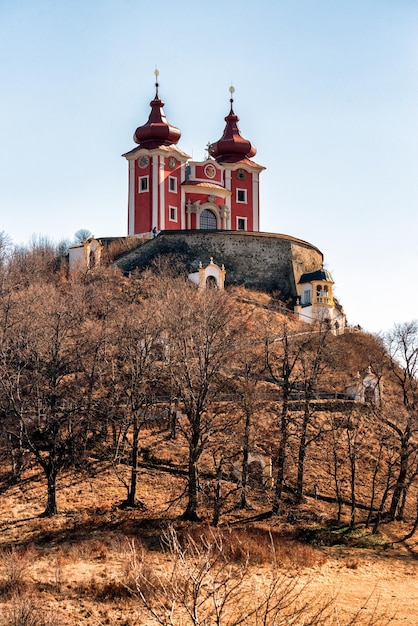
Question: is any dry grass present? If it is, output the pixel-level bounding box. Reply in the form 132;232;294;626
0;545;36;595
181;524;324;568
103;236;147;263
117;526;395;626
1;592;62;626
0;446;414;624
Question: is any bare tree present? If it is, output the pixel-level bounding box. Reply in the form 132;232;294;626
384;321;418;521
223;326;266;511
236;362;262;510
160;280;243;521
6;237;68;287
295;322;332;503
110;292;162;508
265;318;306;514
344;407;365;529
0;231;12;268
326;415;344;521
74;228;92;243
0;281;105;516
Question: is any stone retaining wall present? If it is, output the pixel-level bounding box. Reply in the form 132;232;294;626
115;230;323;298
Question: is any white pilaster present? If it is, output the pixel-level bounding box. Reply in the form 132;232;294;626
181;166;186;229
128;158;135;235
252;172;260;232
159;157;165;230
225;169;232;230
152;155;159;230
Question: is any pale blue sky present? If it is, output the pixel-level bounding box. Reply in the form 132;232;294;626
1;0;417;334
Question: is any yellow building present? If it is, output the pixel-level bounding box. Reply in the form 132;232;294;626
294;266;345;333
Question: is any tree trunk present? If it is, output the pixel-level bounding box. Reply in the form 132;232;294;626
41;462;58;517
398;482;409;521
372;468;392;534
126;413;140;507
296;406;310;503
272;399;289;515
9;432;23;484
182;455;200;521
348;439;356;529
212;459;223;527
331;436;342;522
389;432;410;521
169;408;177;440
181;417;201;521
366;442;383;527
239;408;251;509
395;495;418;543
349;456;356;529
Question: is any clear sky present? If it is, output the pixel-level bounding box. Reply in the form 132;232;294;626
1;0;417;335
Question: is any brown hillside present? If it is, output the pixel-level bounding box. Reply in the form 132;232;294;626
0;257;417;625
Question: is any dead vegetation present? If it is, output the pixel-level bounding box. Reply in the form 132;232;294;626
0;453;414;625
0;240;417;624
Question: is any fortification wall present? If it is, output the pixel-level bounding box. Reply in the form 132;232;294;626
115;230;323;298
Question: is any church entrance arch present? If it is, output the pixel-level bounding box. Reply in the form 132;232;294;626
206;275;218;289
199;209;217;230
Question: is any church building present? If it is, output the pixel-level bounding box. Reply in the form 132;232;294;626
69;71;346;333
122;70;264;237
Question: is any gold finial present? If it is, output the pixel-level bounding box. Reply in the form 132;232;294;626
154;67;160;97
229;84;235;109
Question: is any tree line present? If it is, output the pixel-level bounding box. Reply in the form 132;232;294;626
0;236;417;537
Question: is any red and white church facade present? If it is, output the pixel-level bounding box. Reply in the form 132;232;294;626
122;72;265;238
69;72;345;334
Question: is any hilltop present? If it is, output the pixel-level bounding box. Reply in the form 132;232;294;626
0;244;417;624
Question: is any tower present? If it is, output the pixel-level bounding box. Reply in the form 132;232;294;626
123;70;190;237
294;266;346;333
207;85;264;232
123;75;264;237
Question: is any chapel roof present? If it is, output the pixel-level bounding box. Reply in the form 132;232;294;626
299;267;334;284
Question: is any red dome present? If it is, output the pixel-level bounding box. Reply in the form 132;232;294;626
209;95;256;164
133;79;181;149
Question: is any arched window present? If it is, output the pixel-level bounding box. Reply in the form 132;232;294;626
199;209;217;230
89;248;96;269
364;385;375;403
206;275;218;289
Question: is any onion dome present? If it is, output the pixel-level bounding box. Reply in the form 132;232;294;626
133;70;181;149
209;86;256;163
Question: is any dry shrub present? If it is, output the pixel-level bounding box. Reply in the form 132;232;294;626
76;538;158;603
109;533;130;554
53;551;65;591
68;536;153;603
104;237;146;263
61;537;109;562
122;537;162;601
90;538;109;561
183;524;324;568
123;526;388;626
84;576;133;601
2;592;61;626
0;545;35;595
